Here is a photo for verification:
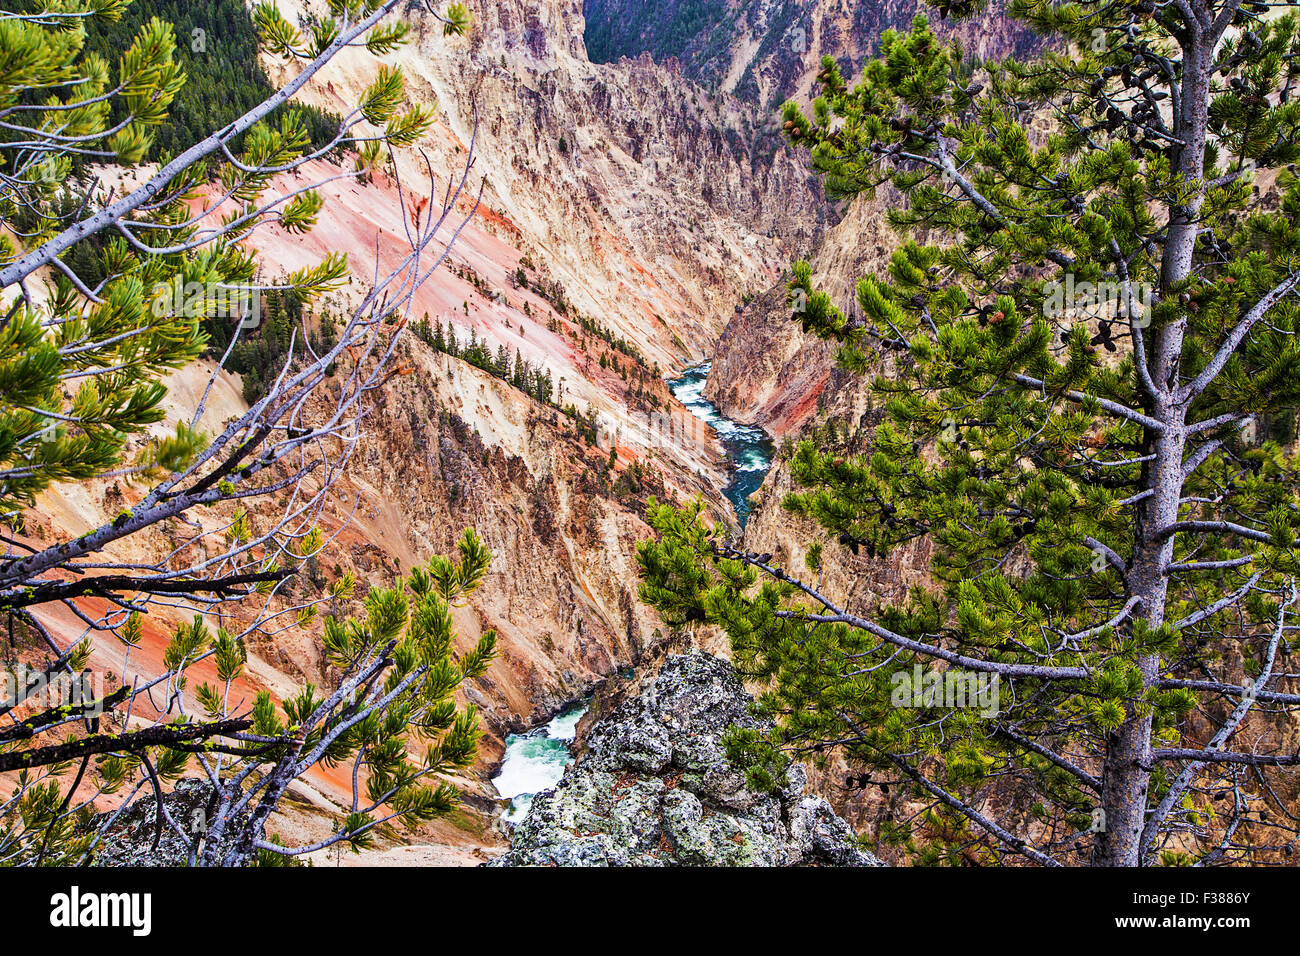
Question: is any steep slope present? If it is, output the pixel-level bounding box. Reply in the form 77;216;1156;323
705;188;901;436
18;327;732;860
20;0;851;862
267;0;833;369
583;0;1036;108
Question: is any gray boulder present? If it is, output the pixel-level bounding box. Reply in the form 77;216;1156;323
490;651;885;866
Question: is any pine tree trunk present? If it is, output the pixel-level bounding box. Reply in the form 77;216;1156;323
1093;20;1211;865
1094;414;1184;865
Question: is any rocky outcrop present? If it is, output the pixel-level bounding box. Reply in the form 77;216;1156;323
91;779;242;867
491;651;884;865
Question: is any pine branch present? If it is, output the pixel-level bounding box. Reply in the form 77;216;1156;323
0;718;253;772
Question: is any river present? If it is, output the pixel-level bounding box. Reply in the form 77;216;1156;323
666;360;775;528
491;702;588;823
492;361;774;823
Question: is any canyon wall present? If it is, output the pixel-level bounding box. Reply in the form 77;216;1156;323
269;0;835;369
583;0;1035;108
21;0;855;860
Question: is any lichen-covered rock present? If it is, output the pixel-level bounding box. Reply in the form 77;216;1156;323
90;778;247;867
490;651;885;866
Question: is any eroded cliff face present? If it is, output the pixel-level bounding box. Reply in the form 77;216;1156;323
330;341;730;738
20;0;857;861
583;0;1035;108
240;0;853;766
19;328;733;860
243;0;841;750
706;188;904;437
268;0;833;370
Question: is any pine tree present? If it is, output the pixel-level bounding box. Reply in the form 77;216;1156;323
194;529;496;865
640;1;1300;866
0;0;484;866
512;348;525;389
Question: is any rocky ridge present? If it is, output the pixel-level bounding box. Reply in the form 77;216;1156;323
584;0;1036;108
491;650;884;865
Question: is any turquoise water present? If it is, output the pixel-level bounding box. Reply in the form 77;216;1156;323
492;703;588;822
666;361;775;528
493;364;773;824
